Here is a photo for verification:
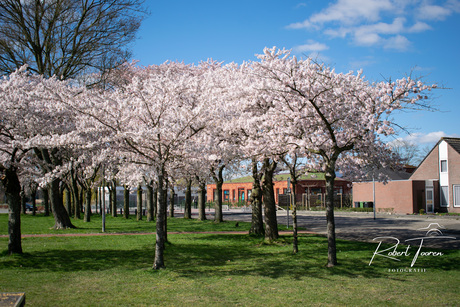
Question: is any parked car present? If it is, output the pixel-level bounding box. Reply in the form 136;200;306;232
25;203;34;212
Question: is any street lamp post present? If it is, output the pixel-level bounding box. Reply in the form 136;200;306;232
373;171;376;220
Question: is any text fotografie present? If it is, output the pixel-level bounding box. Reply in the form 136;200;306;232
369;236;455;267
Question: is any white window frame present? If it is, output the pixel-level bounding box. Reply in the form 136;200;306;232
440;160;448;173
440;186;449;207
454;185;460;208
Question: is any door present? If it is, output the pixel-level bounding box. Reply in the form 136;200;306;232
426;187;434;213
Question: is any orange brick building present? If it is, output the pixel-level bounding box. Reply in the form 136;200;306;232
353;137;460;214
207;173;352;206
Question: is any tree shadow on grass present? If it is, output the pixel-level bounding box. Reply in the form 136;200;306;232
167;233;460;279
0;247;154;272
1;233;458;280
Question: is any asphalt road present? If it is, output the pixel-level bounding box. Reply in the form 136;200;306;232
221;209;460;249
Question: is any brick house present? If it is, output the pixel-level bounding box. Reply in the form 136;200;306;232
353;137;460;214
207;173;352;208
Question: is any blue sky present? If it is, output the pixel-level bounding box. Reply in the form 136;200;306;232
132;0;460;146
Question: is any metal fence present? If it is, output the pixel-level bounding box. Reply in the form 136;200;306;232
277;193;352;210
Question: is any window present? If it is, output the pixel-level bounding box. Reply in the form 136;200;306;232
440;160;448;172
223;190;229;202
238;188;245;201
454;185;460;207
440;186;449;207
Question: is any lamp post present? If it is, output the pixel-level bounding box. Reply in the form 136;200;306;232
102;168;106;232
286;177;290;229
373;170;376;220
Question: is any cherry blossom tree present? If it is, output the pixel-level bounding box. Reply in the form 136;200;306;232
72;61;214;269
0;67;82;253
250;47;436;267
230;62;294;240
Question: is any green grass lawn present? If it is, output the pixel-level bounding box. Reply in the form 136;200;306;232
0;213;252;235
1;214;459;306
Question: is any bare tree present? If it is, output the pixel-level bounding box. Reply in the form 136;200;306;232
389;139;425;166
0;0;146;79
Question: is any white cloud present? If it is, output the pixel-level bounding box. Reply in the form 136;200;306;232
398;131;460;144
408;21;432;32
349;18;411;51
293;40;329;53
323;27;350;38
295;3;307;9
383;35;411;51
286;20;313;29
308;0;394;25
354;31;382;46
353;18;406;46
447;0;460;12
417;4;452;20
349;57;376;70
361;17;406;35
286;0;459;51
292;41;331;62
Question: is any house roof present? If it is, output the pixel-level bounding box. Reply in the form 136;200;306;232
413;137;460;169
225;172;348;184
379;168;413;180
443;137;460;155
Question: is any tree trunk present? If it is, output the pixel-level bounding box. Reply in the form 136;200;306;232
95;188;99;214
123;185;130;219
31;187;37;216
213;165;225;223
110;180;117;217
137;185;143;221
20;187;26;215
291;178;298;254
146;184;154;221
250;161;264;235
153;186;158;219
1;168;23;254
325;163;338;267
43;187;50;216
184;178;192;219
79;188;84;215
153;171;166;269
50;179;75;229
164;180;168;243
198;181;206;221
72;181;81;220
262;158;278;241
65;186;72;216
69;166;81;219
84;188;92;222
169;185;174;218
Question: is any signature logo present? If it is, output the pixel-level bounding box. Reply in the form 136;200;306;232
369;223;456;267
